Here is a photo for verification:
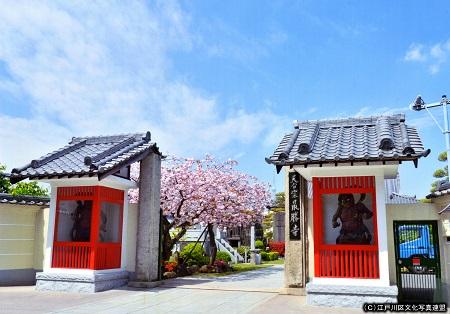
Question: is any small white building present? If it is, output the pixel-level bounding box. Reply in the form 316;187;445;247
10;132;162;292
265;114;447;307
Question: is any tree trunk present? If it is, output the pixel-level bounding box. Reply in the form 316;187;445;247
160;216;188;261
207;224;217;265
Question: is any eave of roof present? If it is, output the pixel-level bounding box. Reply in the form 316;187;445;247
0;193;50;206
426;189;450;199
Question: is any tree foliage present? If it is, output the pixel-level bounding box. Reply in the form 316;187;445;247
262;192;285;240
431;151;448;192
0;164;11;193
10;181;48;196
274;192;285;208
0;163;48;196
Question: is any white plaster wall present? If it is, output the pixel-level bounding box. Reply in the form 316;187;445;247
308;196;314;280
126;202;138;272
0;204;39;270
33;207;49;270
43;185;57;271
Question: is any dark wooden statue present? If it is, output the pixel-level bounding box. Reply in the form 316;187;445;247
331;194;373;244
71;200;92;242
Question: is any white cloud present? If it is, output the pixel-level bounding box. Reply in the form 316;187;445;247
0;1;285;170
404;39;450;74
353;105;408;118
404;44;426;62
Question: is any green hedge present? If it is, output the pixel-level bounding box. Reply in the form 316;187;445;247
180;243;209;266
216;251;231;262
268;251;279;261
261;251;269;261
237;246;250;256
255;240;265;250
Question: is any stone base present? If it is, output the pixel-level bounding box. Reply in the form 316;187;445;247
306;283;398;308
128;280;162;288
0;268;37;286
35;270;128;293
279;287;306;296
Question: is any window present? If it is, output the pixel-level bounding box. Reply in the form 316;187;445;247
322;193;375;245
56;200;92;242
98;202;121;243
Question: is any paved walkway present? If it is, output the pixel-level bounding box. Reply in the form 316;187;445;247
160;264;283;292
0;265;362;314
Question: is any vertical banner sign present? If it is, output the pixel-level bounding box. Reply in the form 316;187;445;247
289;172;301;240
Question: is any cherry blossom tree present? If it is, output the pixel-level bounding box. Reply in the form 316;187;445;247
129;155;271;263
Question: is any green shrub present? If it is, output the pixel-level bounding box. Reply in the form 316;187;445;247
216;251;231;262
237;246;250;256
268;251;279;261
260;251;269;261
255;240;264;250
180;243;209;266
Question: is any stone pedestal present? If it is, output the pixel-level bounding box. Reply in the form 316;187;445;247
273;212;285;242
250;249;261;265
306;283;398;308
35;270;128;293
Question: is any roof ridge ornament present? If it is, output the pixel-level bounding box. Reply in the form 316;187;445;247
143;131;151;141
297;122;319;155
376;117;395;151
399;123;415;155
279;128;300;160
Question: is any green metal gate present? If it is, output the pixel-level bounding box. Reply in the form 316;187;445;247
393;221;442;303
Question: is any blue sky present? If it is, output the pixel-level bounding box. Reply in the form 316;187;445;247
0;1;450;198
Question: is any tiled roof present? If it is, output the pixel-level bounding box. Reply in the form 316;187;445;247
266;114;429;170
0;193;50;206
386;192;418;204
426;180;450;199
384;175;417;204
10;132;161;183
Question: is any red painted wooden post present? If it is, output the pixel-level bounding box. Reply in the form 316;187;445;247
313;177;321;277
349;250;354;277
335;249;339;277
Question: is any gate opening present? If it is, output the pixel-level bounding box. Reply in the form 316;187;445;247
393;221;442;303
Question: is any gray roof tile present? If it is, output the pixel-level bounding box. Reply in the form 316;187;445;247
266;114;429;168
0;193;50;206
10;131;161;183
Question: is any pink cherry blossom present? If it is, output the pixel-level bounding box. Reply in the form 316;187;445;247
129;155;271;260
130;155;270;228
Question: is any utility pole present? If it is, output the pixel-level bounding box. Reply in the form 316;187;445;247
411;94;450;180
